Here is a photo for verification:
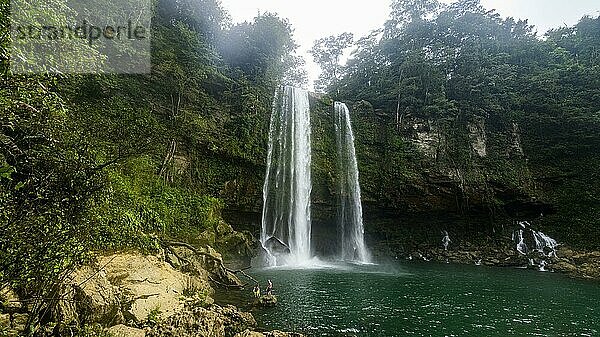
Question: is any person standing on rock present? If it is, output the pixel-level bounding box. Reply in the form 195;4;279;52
266;279;273;295
253;284;261;298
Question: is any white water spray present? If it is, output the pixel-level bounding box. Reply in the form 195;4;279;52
334;102;370;263
261;86;312;266
512;221;560;272
513;228;528;255
533;230;558;257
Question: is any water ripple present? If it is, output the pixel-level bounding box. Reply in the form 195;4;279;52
248;262;600;336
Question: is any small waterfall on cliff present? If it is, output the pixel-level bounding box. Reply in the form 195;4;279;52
261;86;312;266
513;221;529;255
512;221;560;271
334;102;370;263
532;231;558;257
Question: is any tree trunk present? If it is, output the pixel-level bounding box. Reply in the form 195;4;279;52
159;139;177;182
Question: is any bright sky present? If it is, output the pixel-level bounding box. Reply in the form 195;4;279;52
219;0;600;89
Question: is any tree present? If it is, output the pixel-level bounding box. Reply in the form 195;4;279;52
282;54;309;88
384;0;441;38
310;32;354;92
219;12;302;85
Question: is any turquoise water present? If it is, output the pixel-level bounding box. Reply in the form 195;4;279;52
229;262;599;336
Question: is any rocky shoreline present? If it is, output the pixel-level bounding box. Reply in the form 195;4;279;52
0;247;302;337
388;243;600;281
3;223;597;337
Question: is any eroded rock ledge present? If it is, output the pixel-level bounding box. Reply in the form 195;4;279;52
48;248;303;337
393;244;600;280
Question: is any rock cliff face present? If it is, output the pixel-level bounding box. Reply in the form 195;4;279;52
219;92;597;259
302;95;551;258
57;252;216;327
31;249;303;337
337;98;599;255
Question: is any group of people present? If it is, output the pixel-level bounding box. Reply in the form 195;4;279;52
253;279;273;298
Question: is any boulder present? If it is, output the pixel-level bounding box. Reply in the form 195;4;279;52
147;304;254;337
197;222;256;262
108;324;146;337
148;306;224;337
59;266;122;325
212;305;256;337
60;253;212;326
172;245;243;288
263;237;290;257
97;254;207;323
254;295;277;308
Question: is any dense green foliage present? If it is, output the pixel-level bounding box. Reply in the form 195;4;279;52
310;33;354;92
311;0;600;248
1;0;599;333
1;0;305;331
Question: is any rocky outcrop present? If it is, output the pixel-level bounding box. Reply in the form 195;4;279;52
58;252;212;326
165;244;244;288
48;250;300;337
196;221;257;264
147;303;256;337
108;324;146;337
384;236;600;281
254;295;277;308
58;265;123;326
234;330;305;337
105;254;208;323
146;301;305;337
467;117;487;157
552;247;600;280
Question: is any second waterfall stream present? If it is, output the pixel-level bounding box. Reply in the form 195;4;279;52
334;102;370;263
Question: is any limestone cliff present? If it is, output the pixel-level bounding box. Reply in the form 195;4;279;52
0;248;302;337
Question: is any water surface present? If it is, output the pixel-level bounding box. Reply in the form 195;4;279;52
220;262;599;336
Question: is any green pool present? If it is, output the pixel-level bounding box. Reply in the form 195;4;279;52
225;262;599;336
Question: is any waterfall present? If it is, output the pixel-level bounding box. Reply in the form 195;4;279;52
513;222;529;255
513;229;528;255
334;102;370;263
261;86;312;266
532;231;558;257
512;221;560;272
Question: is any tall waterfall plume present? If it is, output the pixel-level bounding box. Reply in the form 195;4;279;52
261;86;313;266
334;102;370;263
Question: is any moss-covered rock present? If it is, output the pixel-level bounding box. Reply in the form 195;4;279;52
108;324;146;337
196;221;258;265
254;295;277;308
235;330;305;337
147;304;255;337
170;245;243;288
